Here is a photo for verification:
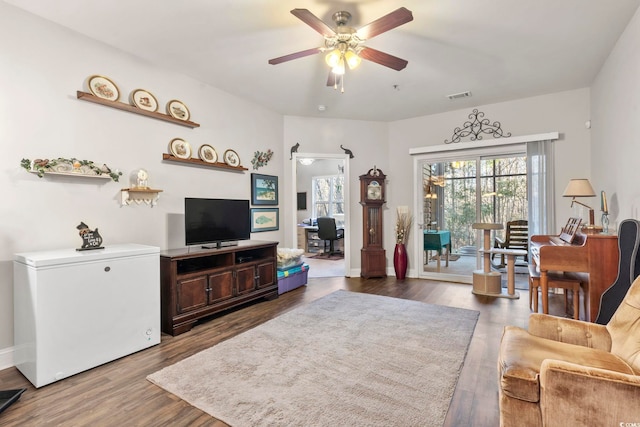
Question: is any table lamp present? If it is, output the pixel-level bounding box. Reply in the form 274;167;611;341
563;178;602;233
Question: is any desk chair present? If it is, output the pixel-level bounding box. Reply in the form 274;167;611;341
317;217;344;256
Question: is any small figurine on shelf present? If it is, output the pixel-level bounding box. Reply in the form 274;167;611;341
76;222;104;251
601;190;609;234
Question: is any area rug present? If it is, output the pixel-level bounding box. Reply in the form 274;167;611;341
147;290;479;427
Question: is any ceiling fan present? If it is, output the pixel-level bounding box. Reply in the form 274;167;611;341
268;7;413;91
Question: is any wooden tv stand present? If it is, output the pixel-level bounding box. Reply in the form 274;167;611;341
160;240;278;336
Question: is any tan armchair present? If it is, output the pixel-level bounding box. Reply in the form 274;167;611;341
498;274;640;426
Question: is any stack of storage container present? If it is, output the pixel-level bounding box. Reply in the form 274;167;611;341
276;248;309;294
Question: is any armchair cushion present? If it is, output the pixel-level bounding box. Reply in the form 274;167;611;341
540;359;640;427
528;313;611;350
498;326;634;403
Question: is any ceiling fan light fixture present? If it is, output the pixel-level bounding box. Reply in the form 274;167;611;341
345;50;361;70
332;58;345;75
298;158;315;166
325;49;341;67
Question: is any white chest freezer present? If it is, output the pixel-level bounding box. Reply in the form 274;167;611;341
13;244;161;388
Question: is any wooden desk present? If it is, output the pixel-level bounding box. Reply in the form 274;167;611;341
424;230;451;272
297;225;344;254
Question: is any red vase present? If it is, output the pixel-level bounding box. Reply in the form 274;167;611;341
393;243;408;280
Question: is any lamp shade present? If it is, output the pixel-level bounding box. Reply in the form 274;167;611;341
563;179;596;197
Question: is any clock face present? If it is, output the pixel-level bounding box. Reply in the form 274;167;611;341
137;169;148;181
367;180;382;200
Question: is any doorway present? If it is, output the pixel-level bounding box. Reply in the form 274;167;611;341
292;153;350;277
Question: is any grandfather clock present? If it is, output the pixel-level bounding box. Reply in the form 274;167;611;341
360;167;386;278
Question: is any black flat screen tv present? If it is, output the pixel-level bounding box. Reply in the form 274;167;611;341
185;198;250;248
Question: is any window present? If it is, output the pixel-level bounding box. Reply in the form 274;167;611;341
312;175;344;218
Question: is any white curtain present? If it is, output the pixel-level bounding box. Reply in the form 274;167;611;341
527;139;555;236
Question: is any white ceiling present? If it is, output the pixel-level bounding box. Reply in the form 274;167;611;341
6;0;640;122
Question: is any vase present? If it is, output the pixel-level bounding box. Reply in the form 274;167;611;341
393;243;408;280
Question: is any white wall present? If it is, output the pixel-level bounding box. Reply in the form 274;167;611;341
0;3;284;366
389;89;592;276
591;6;640;226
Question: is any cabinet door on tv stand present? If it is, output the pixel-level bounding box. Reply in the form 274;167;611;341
207;270;234;304
176;276;208;314
256;261;275;289
236;265;257;295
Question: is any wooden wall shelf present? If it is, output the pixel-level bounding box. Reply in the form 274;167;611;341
76;91;200;128
162;153;248;172
121;188;163;207
28;170;111;180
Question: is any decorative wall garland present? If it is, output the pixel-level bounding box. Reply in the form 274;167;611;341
251;149;274;170
444;109;511;144
21;158;122;181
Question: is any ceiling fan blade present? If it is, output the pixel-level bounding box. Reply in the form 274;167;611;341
268;47;322;65
359;47;408;71
356;7;413;40
291;9;335;37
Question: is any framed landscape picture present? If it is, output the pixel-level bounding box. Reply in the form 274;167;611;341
251;173;278;205
250;208;279;232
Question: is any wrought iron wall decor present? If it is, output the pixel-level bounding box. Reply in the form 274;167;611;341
444;109;511;144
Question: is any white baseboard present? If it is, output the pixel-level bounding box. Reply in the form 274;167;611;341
0;345;15;371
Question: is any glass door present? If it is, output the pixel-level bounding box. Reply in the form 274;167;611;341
417;153;527;282
419;158;478;282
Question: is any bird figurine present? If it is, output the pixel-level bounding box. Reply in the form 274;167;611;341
340;145;354;158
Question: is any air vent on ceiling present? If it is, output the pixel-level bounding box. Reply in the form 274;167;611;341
447;91;472;100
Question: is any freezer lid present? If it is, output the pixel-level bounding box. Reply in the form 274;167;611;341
14;244;160;267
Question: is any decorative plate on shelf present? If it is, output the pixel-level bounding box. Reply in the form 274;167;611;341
166;99;190;121
169;138;192;159
198;144;218;164
87;75;120;101
129;89;158;112
223;149;241;167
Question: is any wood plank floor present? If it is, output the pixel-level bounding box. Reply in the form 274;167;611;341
0;277;570;426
